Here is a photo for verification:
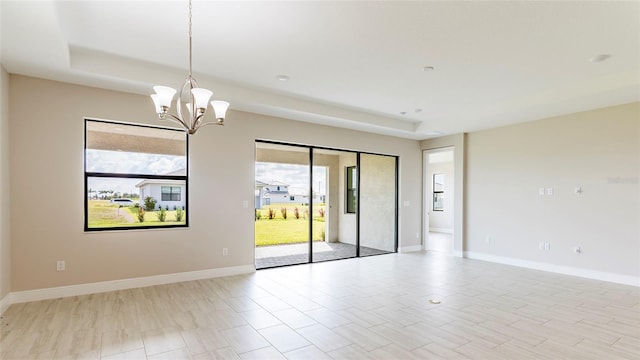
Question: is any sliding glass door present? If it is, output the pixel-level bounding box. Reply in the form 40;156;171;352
255;141;397;269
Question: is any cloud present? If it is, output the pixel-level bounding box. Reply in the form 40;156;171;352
86;150;186;174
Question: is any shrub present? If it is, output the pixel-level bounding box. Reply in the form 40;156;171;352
137;206;145;223
281;207;288;220
294;207;300;219
175;207;184;222
318;207;325;218
157;208;167;222
268;208;276;219
173;205;177;211
255;210;262;220
144;196;157;211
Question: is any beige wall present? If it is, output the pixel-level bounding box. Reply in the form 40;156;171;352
0;65;10;302
9;75;422;292
464;103;639;277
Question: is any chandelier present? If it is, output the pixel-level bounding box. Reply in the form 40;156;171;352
150;0;230;135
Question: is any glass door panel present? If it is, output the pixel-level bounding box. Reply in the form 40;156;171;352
312;149;357;262
359;153;397;255
255;142;310;269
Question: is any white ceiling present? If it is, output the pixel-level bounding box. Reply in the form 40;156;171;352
2;0;638;140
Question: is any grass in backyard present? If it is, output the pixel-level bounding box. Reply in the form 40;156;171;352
87;200;186;228
87;201;130;227
255;203;326;246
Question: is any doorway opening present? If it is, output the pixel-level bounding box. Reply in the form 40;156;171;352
424;147;454;255
255;141;398;269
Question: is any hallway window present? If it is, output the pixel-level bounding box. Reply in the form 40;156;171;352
433;173;444;211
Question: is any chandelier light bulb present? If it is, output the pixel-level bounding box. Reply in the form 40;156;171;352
150;94;162;113
212;101;230;120
153;86;177;108
191;88;213;109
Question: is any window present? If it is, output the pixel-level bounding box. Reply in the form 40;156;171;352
433;173;444;211
84;119;188;230
162;186;181;201
345;166;357;213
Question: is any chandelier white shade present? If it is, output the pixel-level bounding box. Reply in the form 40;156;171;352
150;0;229;135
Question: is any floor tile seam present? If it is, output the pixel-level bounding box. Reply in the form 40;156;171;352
257;328;312;355
440;322;512;346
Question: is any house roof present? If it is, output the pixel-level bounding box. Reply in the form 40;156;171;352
267;181;289;186
255;180;269;187
135;179;186;188
2;1;638;139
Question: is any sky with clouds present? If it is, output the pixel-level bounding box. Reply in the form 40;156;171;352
255;162;326;195
87;151;327;197
86;150;186;196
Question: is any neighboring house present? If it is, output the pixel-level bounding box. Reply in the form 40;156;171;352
255;180;269;208
136;179;186;210
256;180;325;208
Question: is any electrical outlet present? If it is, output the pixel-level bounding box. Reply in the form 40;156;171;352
485;236;491;244
544;242;550;251
222;248;228;256
56;260;65;271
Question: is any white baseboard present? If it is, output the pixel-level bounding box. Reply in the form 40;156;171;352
453;250;464;257
464;251;640;287
0;293;11;315
399;245;423;253
10;265;256;305
429;228;453;234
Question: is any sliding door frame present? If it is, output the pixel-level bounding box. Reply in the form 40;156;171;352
255;139;399;266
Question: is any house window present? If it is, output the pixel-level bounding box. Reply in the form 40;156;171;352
345;166;357;213
84;119;188;230
162;186;181;201
433;173;444;211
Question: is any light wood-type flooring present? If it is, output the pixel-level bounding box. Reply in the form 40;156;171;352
1;251;639;359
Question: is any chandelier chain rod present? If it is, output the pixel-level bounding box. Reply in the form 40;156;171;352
188;0;193;78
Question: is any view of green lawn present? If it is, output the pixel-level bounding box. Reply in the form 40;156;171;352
255;203;326;246
87;200;186;228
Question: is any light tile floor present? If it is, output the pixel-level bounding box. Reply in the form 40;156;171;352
1;251;639;359
426;232;453;255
